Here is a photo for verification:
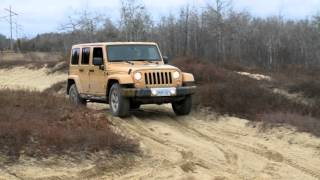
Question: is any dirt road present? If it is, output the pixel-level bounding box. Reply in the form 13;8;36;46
94;104;320;180
1;67;320;179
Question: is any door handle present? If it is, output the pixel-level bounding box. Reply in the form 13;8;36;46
89;69;94;72
79;69;84;72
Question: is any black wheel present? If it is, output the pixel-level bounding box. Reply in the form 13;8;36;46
130;102;141;110
109;83;130;117
69;84;87;106
172;96;192;116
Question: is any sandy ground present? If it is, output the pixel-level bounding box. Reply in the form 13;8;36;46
0;67;66;91
95;105;320;180
0;52;62;62
0;68;320;180
237;71;272;81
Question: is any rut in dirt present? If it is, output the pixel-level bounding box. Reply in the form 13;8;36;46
99;104;320;180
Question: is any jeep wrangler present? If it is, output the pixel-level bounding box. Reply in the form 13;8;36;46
67;42;196;117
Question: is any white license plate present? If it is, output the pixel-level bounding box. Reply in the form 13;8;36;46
151;88;176;97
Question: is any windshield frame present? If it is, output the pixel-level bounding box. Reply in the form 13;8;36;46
106;44;162;63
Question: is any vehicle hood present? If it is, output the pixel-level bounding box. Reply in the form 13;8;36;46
106;63;180;74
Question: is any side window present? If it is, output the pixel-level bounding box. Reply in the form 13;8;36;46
81;47;90;65
71;48;80;65
93;47;103;59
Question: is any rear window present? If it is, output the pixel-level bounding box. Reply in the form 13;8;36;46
81;47;90;65
71;48;80;65
93;47;103;59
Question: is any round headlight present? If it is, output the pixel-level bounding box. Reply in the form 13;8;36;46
134;72;142;81
173;71;180;79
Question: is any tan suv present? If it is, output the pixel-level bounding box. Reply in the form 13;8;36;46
67;42;196;117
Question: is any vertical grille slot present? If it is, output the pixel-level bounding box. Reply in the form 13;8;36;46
152;73;156;84
157;72;161;84
165;72;168;84
149;73;152;84
169;72;172;84
161;72;164;84
145;73;148;85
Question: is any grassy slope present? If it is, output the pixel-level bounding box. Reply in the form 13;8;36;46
173;57;320;137
0;89;138;160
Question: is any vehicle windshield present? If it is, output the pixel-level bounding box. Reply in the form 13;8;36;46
107;45;161;62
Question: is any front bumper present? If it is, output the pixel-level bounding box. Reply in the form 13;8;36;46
121;86;196;97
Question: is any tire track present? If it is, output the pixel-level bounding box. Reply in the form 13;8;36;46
175;120;320;179
112;115;232;175
0;164;22;180
110;108;320;179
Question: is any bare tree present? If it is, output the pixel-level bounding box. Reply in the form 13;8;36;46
202;0;232;63
18;1;320;68
120;0;152;41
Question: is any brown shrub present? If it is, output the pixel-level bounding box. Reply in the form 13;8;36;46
271;64;320;88
173;57;320;136
258;112;320;137
172;57;227;83
289;81;320;99
0;52;68;73
43;81;67;94
0;59;45;69
0;89;139;159
173;57;310;119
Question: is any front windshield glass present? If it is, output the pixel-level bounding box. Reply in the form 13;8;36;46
107;45;161;62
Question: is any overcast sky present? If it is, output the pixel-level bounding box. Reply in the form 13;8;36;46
0;0;319;38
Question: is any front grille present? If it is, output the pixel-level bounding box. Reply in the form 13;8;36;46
144;72;173;85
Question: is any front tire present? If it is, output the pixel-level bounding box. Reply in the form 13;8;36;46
109;83;130;117
172;95;192;116
69;84;87;106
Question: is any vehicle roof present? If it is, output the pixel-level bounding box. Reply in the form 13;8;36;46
72;42;158;48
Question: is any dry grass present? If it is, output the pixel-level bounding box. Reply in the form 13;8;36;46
43;81;67;94
173;57;320;136
0;52;61;61
258;112;320;136
289;81;320;99
173;58;305;118
280;66;320;100
0;89;139;160
0;52;68;73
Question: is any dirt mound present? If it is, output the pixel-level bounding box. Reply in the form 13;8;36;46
0;67;66;92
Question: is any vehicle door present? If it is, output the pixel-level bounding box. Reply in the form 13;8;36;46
89;46;107;96
78;47;91;93
69;48;81;86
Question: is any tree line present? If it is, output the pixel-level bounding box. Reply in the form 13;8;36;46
0;34;10;51
14;0;320;68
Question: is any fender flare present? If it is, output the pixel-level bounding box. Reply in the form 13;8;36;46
67;76;83;94
182;72;195;82
107;74;134;85
106;74;134;97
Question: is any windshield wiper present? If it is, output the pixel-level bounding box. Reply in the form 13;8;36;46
144;61;159;65
132;59;160;64
112;60;134;65
125;60;134;65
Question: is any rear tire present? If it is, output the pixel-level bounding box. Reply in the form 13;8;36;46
172;95;192;116
109;83;130;117
69;84;87;106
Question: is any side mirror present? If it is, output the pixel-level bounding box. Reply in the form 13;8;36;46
93;57;103;66
163;56;169;64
